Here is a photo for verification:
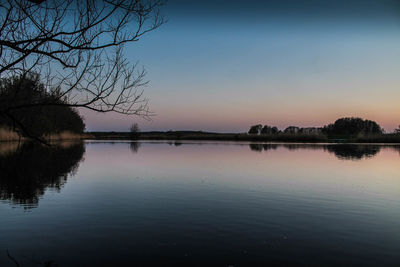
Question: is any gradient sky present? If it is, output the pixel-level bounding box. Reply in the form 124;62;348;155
82;0;400;132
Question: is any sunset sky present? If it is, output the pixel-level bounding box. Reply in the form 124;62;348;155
81;0;400;132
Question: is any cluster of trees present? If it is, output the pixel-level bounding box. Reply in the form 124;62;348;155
249;117;385;137
322;118;383;136
248;125;279;135
248;124;319;135
0;74;85;138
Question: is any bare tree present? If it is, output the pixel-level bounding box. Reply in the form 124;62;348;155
0;0;164;138
129;122;140;139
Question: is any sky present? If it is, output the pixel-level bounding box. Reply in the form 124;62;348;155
81;0;400;132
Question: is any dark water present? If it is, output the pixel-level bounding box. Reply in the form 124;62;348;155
0;141;399;266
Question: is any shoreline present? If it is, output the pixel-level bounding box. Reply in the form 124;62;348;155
1;129;399;144
87;131;400;144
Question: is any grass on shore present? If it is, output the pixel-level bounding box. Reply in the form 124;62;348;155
0;128;93;142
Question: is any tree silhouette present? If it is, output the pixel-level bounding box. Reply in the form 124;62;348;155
322;117;383;137
130;122;140;139
0;74;85;140
260;125;279;135
248;124;262;135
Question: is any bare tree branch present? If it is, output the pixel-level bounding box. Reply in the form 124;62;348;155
0;0;164;127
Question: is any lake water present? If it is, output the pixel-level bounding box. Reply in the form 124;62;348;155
0;141;399;266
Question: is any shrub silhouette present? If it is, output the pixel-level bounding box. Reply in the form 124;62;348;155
0;74;85;138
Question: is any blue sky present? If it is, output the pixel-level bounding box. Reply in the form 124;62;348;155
82;0;400;132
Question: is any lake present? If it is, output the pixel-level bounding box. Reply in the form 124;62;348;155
0;141;399;266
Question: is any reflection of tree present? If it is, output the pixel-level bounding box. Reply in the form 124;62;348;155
283;144;322;151
263;144;278;151
247;143;385;160
129;142;141;153
249;143;263;152
0;142;85;208
325;145;381;160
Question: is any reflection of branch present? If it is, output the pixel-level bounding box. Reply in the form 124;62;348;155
7;250;20;267
23;255;56;267
6;249;57;267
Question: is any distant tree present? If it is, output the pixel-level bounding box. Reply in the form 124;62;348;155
248;124;262;135
0;74;85;140
261;125;279;135
284;126;300;134
130;123;140;139
395;125;400;134
322;117;383;137
300;127;322;135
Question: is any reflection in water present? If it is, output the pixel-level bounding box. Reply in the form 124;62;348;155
263;144;278;151
248;143;400;160
129;141;399;160
0;142;85;208
325;145;381;160
249;143;263;152
174;141;183;146
1;141;399;266
249;143;279;152
129;141;141;153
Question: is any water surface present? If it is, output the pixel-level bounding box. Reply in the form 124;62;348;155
0;141;399;266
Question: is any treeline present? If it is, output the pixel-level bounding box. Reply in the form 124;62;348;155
249;117;387;138
0;74;85;138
